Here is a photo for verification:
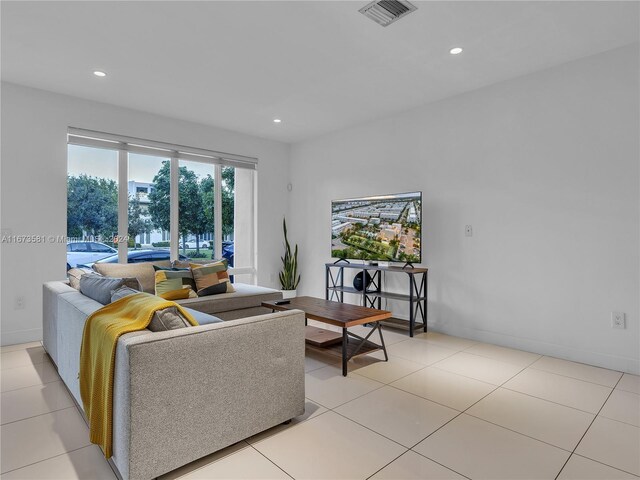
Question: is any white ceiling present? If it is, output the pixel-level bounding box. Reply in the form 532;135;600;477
1;1;638;143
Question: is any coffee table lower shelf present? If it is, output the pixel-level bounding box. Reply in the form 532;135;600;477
304;326;383;359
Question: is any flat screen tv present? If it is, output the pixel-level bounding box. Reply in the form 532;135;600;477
331;191;422;263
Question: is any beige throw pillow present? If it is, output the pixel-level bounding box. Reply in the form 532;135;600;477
148;306;193;331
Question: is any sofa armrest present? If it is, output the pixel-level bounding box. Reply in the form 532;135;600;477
112;310;306;480
42;281;80;366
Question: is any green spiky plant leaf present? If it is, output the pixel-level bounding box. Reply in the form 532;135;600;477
279;218;300;290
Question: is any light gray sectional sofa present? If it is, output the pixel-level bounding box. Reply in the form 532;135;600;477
43;279;306;480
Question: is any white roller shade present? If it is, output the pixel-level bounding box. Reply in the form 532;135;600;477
67;127;257;170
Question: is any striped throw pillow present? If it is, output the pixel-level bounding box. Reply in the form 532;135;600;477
159;286;195;301
155;269;197;297
153;266;196;291
190;260;235;296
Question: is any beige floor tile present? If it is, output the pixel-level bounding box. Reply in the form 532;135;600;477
0;358;60;393
252;411;406;480
463;343;541;368
557;454;639;480
413;331;477;351
576;417;640;476
531;356;622;387
371;450;465;479
600;389;640;427
432;352;524;385
0;407;90;474
1;445;115;480
386;340;457;366
0;342;43;354
414;414;569;480
246;400;328;444
352;355;424;384
391;366;496;411
1;381;75;425
1;346;48;370
503;368;612;413
160;442;250;480
305;365;383;409
617;373;640;395
335;386;458;447
173;445;289;479
304;350;339;372
467;388;594;450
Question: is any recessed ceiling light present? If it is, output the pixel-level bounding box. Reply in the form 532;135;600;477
273;118;282;123
93;71;107;77
449;47;463;55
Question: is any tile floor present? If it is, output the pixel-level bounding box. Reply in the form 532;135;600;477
1;330;639;479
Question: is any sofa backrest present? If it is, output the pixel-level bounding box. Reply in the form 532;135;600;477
92;260;172;293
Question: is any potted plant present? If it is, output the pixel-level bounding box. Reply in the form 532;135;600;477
279;218;300;298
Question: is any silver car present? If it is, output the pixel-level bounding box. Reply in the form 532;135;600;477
66;242;117;269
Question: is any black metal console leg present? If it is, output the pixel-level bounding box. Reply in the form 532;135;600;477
342;328;348;376
378;324;388;361
423;272;428;332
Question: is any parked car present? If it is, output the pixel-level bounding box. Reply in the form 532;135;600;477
67;242;117;269
181;237;209;249
78;249;188;268
221;242;234;267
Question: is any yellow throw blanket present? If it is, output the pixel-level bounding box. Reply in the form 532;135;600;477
79;292;198;458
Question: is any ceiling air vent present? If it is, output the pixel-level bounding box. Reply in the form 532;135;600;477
359;0;417;27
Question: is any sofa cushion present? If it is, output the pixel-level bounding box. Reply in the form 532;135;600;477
71;267;142;292
110;285;140;303
176;283;282;314
172;259;217;269
190;260;235;296
67;267;95;290
80;274;126;305
93;261;171;293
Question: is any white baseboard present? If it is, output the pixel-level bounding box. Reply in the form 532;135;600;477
426;320;639;375
1;327;42;347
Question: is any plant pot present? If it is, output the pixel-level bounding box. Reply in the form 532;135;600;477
281;289;297;299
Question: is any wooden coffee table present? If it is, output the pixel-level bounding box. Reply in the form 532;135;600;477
262;296;391;376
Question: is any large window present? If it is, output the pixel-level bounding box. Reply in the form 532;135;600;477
67;145;118;244
66;129;257;281
128;153;170;251
179;159;215;258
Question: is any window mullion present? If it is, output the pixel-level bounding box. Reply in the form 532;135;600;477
214;164;222;260
170;157;179;262
118;151;128;263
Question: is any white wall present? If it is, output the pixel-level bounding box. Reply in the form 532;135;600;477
0;83;290;345
289;45;640;374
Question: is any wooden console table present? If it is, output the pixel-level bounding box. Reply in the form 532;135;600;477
325;263;427;337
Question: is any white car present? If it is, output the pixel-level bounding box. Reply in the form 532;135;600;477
67;242;117;269
181;237;209;249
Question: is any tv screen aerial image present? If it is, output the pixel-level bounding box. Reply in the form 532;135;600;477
331;192;421;262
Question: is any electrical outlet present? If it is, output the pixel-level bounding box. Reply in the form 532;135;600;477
611;312;625;329
465;225;473;237
15;296;25;310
